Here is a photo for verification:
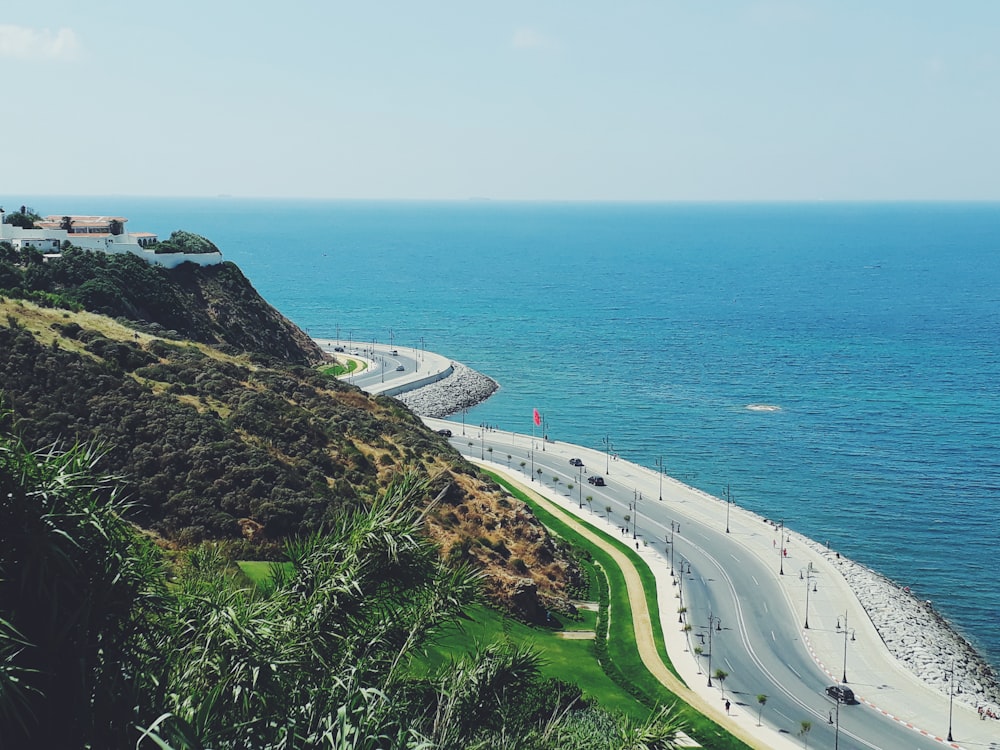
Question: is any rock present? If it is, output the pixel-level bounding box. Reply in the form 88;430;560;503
396;362;499;417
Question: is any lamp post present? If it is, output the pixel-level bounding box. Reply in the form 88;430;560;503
706;613;722;686
778;519;785;575
833;693;841;750
656;456;665;501
723;484;732;534
947;657;955;742
480;423;485;460
603;435;614;475
678;557;685;600
668;522;676;576
801;564;816;629
841;612;855;683
578;464;584;508
633;490;641;540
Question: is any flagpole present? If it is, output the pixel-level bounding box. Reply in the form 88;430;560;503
530;419;535;481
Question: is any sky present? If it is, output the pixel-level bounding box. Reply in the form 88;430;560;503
3;1;1000;201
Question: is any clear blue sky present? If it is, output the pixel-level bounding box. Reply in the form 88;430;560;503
3;1;999;200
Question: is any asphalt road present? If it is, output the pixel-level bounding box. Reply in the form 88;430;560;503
445;428;948;750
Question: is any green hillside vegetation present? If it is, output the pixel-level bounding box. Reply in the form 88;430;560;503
0;432;689;749
0;235;747;747
152;229;222;254
0;243;323;364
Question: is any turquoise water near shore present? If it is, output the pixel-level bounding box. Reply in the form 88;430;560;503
12;197;1000;670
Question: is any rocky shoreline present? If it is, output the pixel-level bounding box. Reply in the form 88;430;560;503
800;534;1000;713
395;361;499;418
401;363;1000;718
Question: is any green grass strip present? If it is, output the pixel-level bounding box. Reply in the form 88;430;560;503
487;471;755;750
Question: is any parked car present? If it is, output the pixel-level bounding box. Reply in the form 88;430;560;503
569;458;584;467
436;429;452;438
825;685;856;704
587;475;605;486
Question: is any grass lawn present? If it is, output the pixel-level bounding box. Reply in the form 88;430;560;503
414;602;650;718
236;560;292;586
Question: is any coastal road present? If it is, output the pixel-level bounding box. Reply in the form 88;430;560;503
338;355;989;748
437;426;955;750
315;339;423;392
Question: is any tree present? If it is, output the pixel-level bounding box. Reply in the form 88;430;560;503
537;467;543;482
520;460;526;474
109;219;123;235
586;495;593;513
756;694;768;726
798;720;812;747
694;645;704;673
60;215;73;231
713;668;729;700
606;505;613;520
611;703;687;750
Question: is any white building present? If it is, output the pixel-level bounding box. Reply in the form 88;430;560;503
0;210;223;269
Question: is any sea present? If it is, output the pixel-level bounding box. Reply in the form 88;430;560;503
10;197;1000;670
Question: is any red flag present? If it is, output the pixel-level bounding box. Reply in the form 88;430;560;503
533;408;541;426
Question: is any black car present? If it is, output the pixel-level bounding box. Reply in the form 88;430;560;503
587;475;605;486
436;429;452;438
569;458;584;467
825;685;856;704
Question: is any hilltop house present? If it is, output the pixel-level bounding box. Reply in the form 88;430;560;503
0;210;223;269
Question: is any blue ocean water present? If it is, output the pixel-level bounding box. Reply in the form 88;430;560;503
12;197;1000;669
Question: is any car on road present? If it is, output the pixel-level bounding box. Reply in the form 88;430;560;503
825;685;856;704
333;346;344;352
436;429;452;438
569;458;584;467
396;365;405;371
587;475;605;486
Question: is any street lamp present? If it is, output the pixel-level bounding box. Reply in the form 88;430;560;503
947;656;955;742
633;491;641;540
840;611;855;683
778;519;785;575
603;435;614;475
656;456;665;501
706;612;722;686
723;483;732;534
801;564;816;629
668;521;676;576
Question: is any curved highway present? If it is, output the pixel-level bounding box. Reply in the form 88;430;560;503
334;348;990;749
434;426;959;750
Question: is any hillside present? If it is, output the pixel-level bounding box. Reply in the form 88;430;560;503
0;247;582;619
0;243;325;364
